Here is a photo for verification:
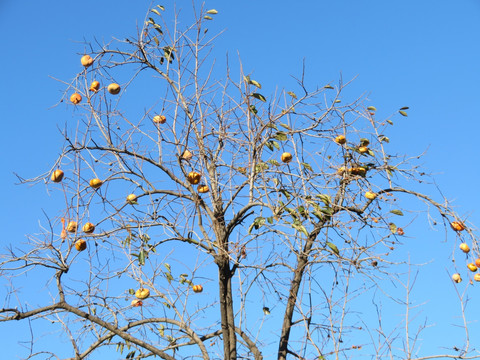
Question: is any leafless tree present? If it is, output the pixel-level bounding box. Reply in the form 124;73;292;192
2;4;479;360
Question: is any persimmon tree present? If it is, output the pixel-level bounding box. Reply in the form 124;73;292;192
2;4;479;360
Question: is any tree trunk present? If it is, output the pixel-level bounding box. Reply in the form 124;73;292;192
278;223;324;360
214;208;237;360
218;258;237;360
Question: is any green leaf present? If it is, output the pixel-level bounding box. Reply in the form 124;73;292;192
387;120;393;125
399;110;408;117
297;206;307;218
287;91;297;99
248;216;266;233
206;9;218;14
360;138;370;146
274;132;288;141
389;223;397;233
164;263;171;272
268;159;280;166
390;209;404;216
292;221;308;236
367;106;377;111
320;207;333;216
301;162;313;172
138;250;145;266
165;272;173;284
252;93;267;102
157;5;165;11
249;105;258;114
378;135;390;143
128;288;135;295
153;36;160;45
272;141;280;150
400;106;409;110
255;162;269;172
267;216;273;224
285;207;298;219
316;194;331;205
249;79;261;88
204;15;213;20
151;9;161;15
324;85;334;89
326;242;339;255
280;189;292;200
158;325;165;337
263;306;271;315
280;123;291;130
334;99;341;103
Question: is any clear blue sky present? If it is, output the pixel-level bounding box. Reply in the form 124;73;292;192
1;0;480;358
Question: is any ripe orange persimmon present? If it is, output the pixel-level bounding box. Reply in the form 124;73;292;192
131;299;143;307
126;194;137;204
460;243;470;253
335;135;346;145
451;221;465;232
51;169;64;183
82;222;95;234
70;93;82;104
365;191;377;200
89;80;100;92
198;185;209;193
192;284;203;293
135;288;150;299
187;171;201;185
475;258;480;268
80;55;94;67
75;239;87;251
89;178;103;189
467;263;478;272
281;152;293;163
358;146;368;154
67;221;78;233
452;273;462;283
107;83;121;95
153;115;167;124
181;150;193;160
474;273;480;282
350;167;367;177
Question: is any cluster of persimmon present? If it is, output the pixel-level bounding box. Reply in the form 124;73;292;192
337;166;367;177
131;284;202;307
131;288;150;307
449;221;480;283
192;284;203;293
69;55;122;105
51;169;100;252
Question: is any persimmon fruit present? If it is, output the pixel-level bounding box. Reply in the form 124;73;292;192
187;171;201;185
107;83;121;95
89;178;103;189
281;152;293;163
135;288;150;299
75;239;87;251
51;169;64;183
70;93;82;104
80;55;94;67
82;222;95;234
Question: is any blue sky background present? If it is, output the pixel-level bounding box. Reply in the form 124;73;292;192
1;0;480;358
